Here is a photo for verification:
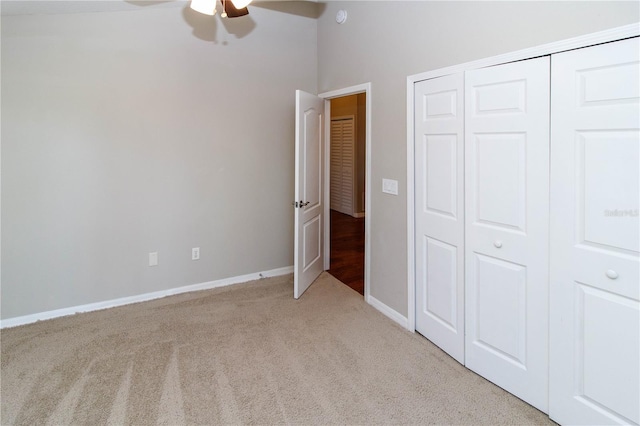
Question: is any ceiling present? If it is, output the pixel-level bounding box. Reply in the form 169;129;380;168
0;0;323;16
1;1;187;16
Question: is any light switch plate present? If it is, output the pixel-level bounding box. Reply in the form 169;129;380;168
149;252;158;267
382;178;399;195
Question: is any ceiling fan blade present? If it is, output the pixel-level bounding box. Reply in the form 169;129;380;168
224;0;249;18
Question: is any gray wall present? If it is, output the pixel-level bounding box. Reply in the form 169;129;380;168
1;3;317;319
317;1;639;316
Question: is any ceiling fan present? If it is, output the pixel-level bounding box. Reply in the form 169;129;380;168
190;0;252;18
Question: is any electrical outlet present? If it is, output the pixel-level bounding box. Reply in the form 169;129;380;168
149;252;158;267
192;247;200;261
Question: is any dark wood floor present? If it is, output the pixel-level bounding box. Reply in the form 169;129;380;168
328;209;365;295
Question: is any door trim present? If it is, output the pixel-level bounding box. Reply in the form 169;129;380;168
406;23;640;333
319;83;372;302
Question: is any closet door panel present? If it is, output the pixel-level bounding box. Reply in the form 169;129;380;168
422;236;458;329
330;121;343;210
471;253;527;366
340;120;355;215
414;73;465;364
424;134;458;219
580;131;639;254
473;133;526;232
330;118;355;216
464;56;550;413
550;37;640;426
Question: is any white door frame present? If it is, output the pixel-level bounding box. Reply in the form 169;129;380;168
319;83;372;302
406;24;639;333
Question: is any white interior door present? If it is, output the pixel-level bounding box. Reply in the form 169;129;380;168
294;90;325;299
549;37;640;426
414;73;465;364
464;57;550;412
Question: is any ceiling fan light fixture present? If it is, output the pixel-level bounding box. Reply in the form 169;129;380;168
230;0;252;10
190;0;216;16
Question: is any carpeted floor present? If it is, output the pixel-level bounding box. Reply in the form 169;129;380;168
0;272;553;425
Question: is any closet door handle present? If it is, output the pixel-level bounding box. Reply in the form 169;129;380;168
494;240;503;248
606;269;619;280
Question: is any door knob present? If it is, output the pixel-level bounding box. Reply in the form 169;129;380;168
300;201;310;207
606;269;619;280
494;240;503;248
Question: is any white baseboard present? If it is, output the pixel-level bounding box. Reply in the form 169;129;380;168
0;266;294;329
366;294;408;329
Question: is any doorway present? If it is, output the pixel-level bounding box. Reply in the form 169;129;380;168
327;94;366;295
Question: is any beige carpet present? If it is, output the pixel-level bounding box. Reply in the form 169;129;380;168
1;272;552;425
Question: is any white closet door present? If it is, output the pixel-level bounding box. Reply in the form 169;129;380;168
330;120;343;210
464;57;550;412
414;73;465;363
330;118;355;215
549;37;640;426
